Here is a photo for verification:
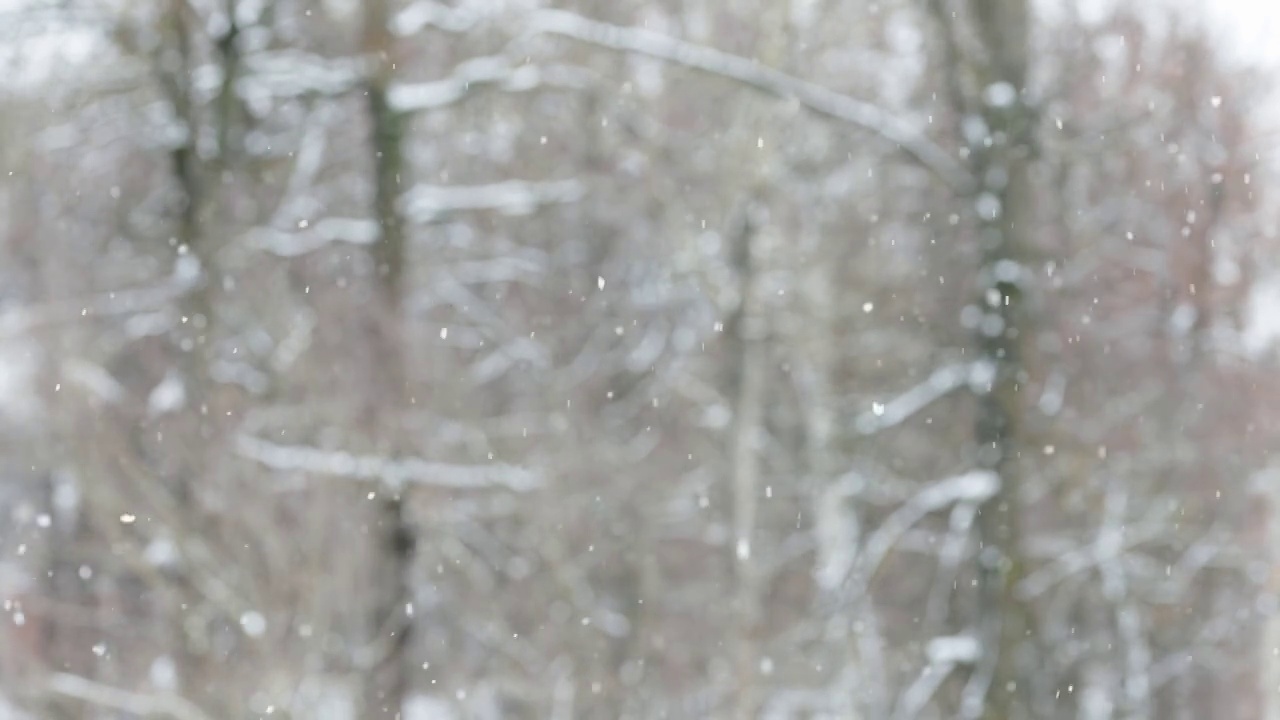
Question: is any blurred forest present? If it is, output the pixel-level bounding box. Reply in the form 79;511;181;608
2;0;1280;718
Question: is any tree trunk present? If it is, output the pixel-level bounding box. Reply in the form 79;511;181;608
957;1;1037;718
726;203;767;720
1264;466;1280;720
361;1;415;716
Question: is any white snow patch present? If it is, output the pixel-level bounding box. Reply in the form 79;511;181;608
0;23;107;94
814;475;863;590
147;371;187;418
292;676;357;720
403;695;458;720
927;634;982;665
144;538;181;569
149;655;178;691
0;342;40;423
239;611;267;638
983;82;1018;108
1243;274;1280;358
0;693;31;720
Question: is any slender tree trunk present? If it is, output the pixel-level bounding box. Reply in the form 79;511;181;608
953;1;1038;718
725;13;793;714
725;204;767;719
361;1;415;716
140;1;240;709
1264;467;1280;720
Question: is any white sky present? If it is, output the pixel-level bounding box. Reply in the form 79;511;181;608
1213;0;1280;68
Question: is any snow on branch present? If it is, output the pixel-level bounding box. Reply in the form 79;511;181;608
814;473;864;591
893;635;982;720
926;634;982;666
61;358;127;405
46;673;215;720
247;217;381;258
526;9;973;191
0;257;201;341
398;179;584;224
1015;498;1178;600
392;0;482;35
235;434;541;492
388;55;591;112
855;361;991;435
238;48;373;98
844;471;999;592
238;50;368;99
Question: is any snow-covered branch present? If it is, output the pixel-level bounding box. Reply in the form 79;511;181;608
244;47;583;112
855;362;990;435
235;435;541;492
526;9;973;191
892;635;980;720
0;257;201;341
238;50;369;99
388;55;591;112
398;179;584;224
925;501;981;628
1016;500;1174;600
857;471;999;584
814;474;864;591
392;0;482;35
824;470;999;603
46;673;215;720
247;218;381;258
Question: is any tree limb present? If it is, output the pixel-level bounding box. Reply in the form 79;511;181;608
526;9;974;191
46;673;216;720
235;434;542;491
398;179;584;224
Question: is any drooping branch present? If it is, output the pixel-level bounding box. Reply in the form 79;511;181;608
822;469;1000;609
525;9;974;191
854;471;1000;590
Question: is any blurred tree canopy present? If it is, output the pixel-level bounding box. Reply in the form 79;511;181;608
1;1;1279;719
